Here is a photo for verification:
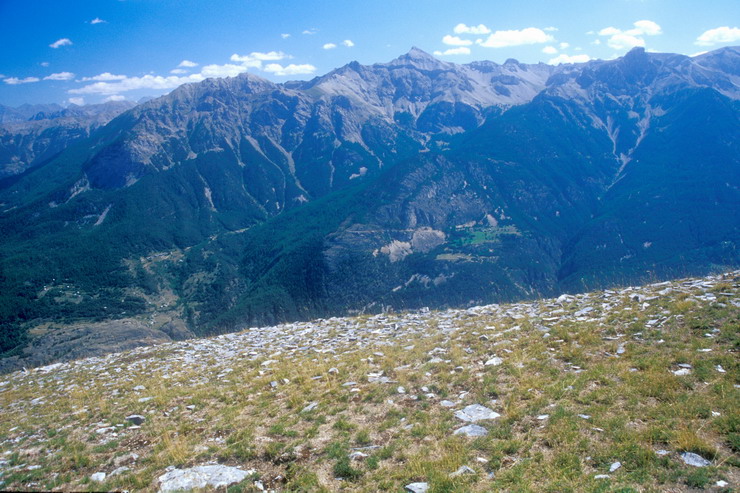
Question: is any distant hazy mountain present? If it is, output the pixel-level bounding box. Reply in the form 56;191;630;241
0;46;737;367
0;101;136;178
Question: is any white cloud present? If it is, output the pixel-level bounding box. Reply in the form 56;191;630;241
40;62;50;67
104;95;126;102
695;26;740;46
230;51;288;68
548;54;592;65
4;77;41;85
632;20;662;36
81;72;127;82
598;27;621;36
542;46;558;55
44;72;75;81
433;47;471;56
689;50;708;57
178;60;198;68
68;97;84;105
592;39;602;45
199;63;249;78
544;26;558;32
91;17;106;24
607;33;645;50
281;33;291;39
323;43;337;50
50;38;72;49
71;50;313;96
596;20;662;51
342;39;354;47
559;42;570;49
453;23;491;35
477;28;554;48
302;28;318;35
262;63;316;76
170;68;187;74
442;35;473;46
70;74;202;95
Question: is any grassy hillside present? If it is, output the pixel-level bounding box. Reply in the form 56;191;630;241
0;271;737;491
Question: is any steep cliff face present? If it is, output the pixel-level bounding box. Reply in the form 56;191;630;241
0;47;738;361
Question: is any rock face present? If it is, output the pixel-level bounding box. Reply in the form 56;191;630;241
157;465;253;492
0;47;738;360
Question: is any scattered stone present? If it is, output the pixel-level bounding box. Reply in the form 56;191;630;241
110;466;130;477
397;386;406;394
680;452;711;467
594;474;610;479
349;451;368;461
450;465;475;477
672;368;691;376
453;424;488;437
125;414;146;425
454;404;500;422
716;480;728;487
655;449;670;456
90;472;106;482
440;400;456;408
484;357;503;366
609;461;621;472
138;397;153;403
158;465;254;492
716;365;726;373
405;482;429;493
301;402;318;413
577;414;591;420
537;414;549;421
328;367;339;375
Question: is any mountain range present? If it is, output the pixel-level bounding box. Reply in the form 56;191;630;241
0;46;738;370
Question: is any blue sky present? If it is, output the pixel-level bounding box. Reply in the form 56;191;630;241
1;0;739;106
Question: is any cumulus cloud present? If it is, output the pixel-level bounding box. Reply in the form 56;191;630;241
695;26;740;46
542;46;558;55
342;39;354;47
104;95;126;102
477;28;554;48
4;77;41;85
230;51;288;68
323;43;337;50
548;54;592;65
91;18;106;24
40;62;50;67
433;47;471;56
50;38;72;49
559;42;570;49
199;63;249;78
263;63;316;76
442;35;473;46
44;72;75;81
81;72;127;82
596;20;662;51
453;23;491;35
281;33;291;39
68;97;84;105
70;74;202;95
544;26;558;32
302;28;318;35
71;50;313;96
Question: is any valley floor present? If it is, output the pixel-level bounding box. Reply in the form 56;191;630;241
0;272;738;491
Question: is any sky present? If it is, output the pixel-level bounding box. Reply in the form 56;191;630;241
1;0;739;106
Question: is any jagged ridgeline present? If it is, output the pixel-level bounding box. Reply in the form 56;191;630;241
0;47;738;365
